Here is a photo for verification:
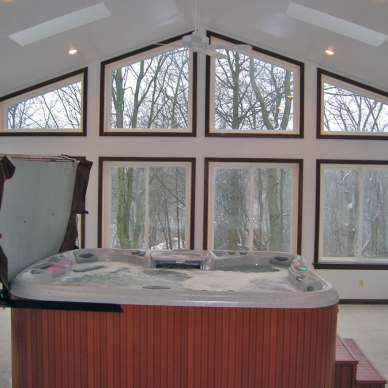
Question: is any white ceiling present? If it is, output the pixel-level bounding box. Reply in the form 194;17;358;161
1;0;388;96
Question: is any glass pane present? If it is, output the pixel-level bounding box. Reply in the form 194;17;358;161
323;82;388;133
214;52;294;131
7;81;82;130
111;49;190;130
253;168;292;251
213;168;251;250
148;167;187;249
362;169;388;258
322;168;359;257
110;166;146;249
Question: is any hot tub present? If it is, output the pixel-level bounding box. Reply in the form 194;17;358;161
10;248;338;309
0;155;339;388
10;249;339;388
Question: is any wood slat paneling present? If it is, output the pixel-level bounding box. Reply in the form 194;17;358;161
12;303;338;388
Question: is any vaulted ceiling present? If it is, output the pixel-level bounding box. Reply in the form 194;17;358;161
1;0;388;96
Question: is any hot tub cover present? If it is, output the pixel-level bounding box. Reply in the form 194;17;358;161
0;154;92;300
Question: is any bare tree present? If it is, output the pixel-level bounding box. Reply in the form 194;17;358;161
213;51;294;251
8;81;82;130
323;84;388;133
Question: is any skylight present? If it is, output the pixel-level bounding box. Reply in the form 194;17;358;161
285;2;388;47
8;3;111;46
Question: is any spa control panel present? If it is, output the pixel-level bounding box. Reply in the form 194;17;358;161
287;260;323;292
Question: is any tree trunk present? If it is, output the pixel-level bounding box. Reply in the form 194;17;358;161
268;169;281;251
346;201;356;256
228;170;241;250
116;168;132;249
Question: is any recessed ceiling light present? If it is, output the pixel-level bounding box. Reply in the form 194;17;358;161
285;2;388;47
8;3;111;46
325;49;334;56
69;49;77;55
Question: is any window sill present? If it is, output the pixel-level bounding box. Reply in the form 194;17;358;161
314;262;388;270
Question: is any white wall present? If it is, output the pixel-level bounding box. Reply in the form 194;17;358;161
3;51;388;300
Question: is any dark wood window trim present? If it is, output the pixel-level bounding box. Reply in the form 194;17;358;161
203;157;303;252
99;34;197;137
205;31;304;138
314;159;388;269
98;156;196;249
317;68;388;140
0;68;88;137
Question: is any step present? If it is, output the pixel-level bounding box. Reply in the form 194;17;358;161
336;335;358;388
342;337;387;388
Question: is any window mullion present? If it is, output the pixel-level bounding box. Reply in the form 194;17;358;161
357;167;365;261
249;167;255;250
185;165;191;248
208;166;217;250
145;166;150;248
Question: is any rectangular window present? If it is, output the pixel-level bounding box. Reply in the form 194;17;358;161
0;69;87;136
100;36;196;136
204;158;302;252
99;158;195;249
317;69;388;139
206;32;303;138
315;161;388;268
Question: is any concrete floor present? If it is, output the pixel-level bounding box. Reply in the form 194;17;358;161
0;304;387;387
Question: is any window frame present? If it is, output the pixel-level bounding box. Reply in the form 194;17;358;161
100;34;197;137
203;157;303;252
317;68;388;140
314;159;388;269
98;156;196;249
0;68;87;136
205;31;304;138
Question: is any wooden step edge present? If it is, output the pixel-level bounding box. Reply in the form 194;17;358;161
342;338;387;385
336;334;359;364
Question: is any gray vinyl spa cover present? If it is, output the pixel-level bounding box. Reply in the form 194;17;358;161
0;155;92;298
